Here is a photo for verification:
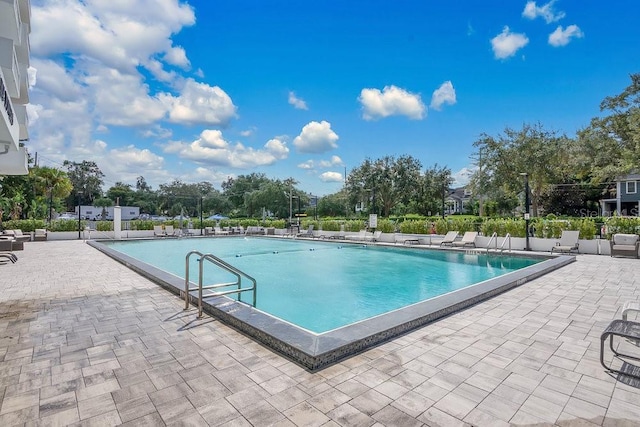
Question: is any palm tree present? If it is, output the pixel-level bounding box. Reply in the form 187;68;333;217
32;167;73;222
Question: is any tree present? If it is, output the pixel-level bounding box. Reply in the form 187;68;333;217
31;166;73;221
222;173;271;214
472;123;570;217
94;197;113;220
63;160;105;207
106;182;135;206
576;73;640;182
413;165;453;216
346;155;422;217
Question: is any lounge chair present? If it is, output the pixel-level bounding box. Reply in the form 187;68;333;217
364;230;383;242
451;231;478;248
345;230;367;241
214;226;230;235
610;233;639;258
600;319;640;379
33;229;47;241
551;230;580;254
153;225;166;238
297;225;314;238
0;251;17;263
437;231;459;246
164;225;179;237
204;227;214;236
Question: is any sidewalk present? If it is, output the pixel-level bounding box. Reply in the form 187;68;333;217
1;240;639;426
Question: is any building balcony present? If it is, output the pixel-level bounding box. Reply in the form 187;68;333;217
0;37;20;98
0;68;19;150
14;103;27;141
0;0;21;43
0;144;28;175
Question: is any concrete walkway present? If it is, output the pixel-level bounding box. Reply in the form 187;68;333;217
1;240;639;426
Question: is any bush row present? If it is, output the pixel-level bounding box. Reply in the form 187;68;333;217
3;216;639;240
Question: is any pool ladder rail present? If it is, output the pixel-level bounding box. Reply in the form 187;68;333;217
184;250;257;318
485;232;512;254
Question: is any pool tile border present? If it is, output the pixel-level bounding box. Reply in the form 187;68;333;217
88;240;574;371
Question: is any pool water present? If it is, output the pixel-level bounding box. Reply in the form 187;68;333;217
106;237;539;333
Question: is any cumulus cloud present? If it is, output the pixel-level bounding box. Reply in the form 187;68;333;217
161;79;237;126
298;155;344;171
293;121;339;154
30;59;82;102
491;26;529;59
288;91;308;110
430;81;457;111
522;1;565;23
359;85;426;120
320;172;345;183
451;167;475;187
166;130;289;168
548;25;584;47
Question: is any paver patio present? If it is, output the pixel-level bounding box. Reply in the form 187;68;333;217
0;239;639;426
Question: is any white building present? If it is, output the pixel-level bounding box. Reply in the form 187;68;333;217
0;0;31;175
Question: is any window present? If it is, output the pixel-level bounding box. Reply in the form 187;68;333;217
627;181;637;194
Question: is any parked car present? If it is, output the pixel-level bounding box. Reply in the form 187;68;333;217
56;213;77;220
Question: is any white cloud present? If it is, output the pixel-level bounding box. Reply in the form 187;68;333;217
359;85;426;120
240;127;257;137
30;59;82;102
166;130;289;168
164;45;190;69
288;91;308;110
319;155;344;168
452;167;475;187
522;1;565;24
298;160;315;170
293;121;339;154
491;26;529;59
85;64;167;126
319;172;344;183
430;81;457;111
161;79;237;126
298;155;344;171
548;25;584;47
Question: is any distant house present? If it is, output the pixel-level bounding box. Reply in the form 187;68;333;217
600;174;640;216
446;187;473;215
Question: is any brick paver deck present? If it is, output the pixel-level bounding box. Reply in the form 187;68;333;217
1;240;639;426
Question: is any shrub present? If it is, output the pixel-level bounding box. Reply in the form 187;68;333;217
2;219;46;232
95;221;113;232
49;219;85;232
399;220;429;234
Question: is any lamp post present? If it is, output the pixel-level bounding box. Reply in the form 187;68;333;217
77;192;82;240
520;173;530;251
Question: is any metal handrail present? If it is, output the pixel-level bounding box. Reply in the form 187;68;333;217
184;250;257;318
485;232;498;253
485;232;512;254
499;233;512;253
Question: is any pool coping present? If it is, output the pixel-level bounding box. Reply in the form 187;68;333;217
87;239;575;371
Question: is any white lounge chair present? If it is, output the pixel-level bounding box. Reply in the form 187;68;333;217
297;225;314;238
153;225;166;238
551;230;579;254
364;230;383;242
214;226;229;235
345;230;367;241
451;231;478;247
164;225;179;237
437;231;459;246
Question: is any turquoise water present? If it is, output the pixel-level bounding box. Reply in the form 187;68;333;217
106;238;539;333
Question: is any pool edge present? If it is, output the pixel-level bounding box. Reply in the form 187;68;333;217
87;239;574;371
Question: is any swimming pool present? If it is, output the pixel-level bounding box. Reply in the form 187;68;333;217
90;237;574;369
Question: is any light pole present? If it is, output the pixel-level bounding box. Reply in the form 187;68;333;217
520;173;530;251
77;192;82;240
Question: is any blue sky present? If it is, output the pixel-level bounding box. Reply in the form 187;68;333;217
27;0;640;195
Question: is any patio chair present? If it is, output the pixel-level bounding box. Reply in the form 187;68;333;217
0;251;17;263
33;229;47;241
610;233;640;258
451;231;478;248
437;231;460;246
164;225;179;237
214;226;229;235
600;319;640;379
297;225;314;238
551;230;580;254
364;230;383;242
0;239;18;261
153;225;166;238
3;229;31;243
345;230;367;241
